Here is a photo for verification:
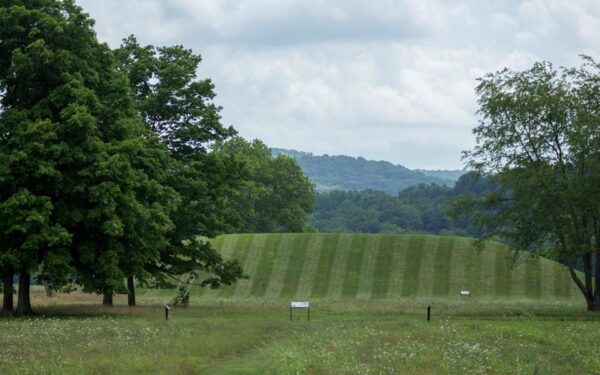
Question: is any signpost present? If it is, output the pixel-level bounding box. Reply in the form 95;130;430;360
164;304;171;321
460;290;471;298
290;301;310;321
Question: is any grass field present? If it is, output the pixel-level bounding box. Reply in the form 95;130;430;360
1;233;595;374
196;233;579;301
1;297;599;374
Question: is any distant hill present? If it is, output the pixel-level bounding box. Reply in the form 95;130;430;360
201;233;578;301
414;169;465;182
271;148;463;194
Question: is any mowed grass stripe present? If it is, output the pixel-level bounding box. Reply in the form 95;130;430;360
312;234;340;298
294;234;326;299
371;235;397;299
539;258;555;299
215;234;247;298
356;235;382;300
457;241;476;295
212;233;579;301
510;254;529;297
447;237;470;296
280;234;313;297
214;235;238;260
401;235;426;297
555;263;573;298
432;237;454;296
387;236;411;299
233;234;268;298
493;245;512;297
194;236;231;298
342;234;369;298
415;235;439;296
524;256;542;298
264;234;296;298
249;235;283;297
324;234;352;299
477;247;498;296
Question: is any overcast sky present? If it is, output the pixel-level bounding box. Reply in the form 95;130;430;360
77;0;600;169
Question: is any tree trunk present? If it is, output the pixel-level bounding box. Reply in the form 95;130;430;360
127;276;136;306
102;292;113;306
586;298;600;312
44;284;54;297
2;268;14;315
15;268;32;315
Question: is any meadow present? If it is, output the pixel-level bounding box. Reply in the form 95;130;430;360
205;233;579;301
1;233;598;374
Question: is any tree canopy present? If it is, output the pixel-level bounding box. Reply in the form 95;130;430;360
114;35;244;300
311;172;490;235
0;0;245;313
214;138;316;233
463;57;600;311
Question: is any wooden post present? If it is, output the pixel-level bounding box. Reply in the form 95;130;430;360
427;305;431;322
290;306;293;321
164;304;170;321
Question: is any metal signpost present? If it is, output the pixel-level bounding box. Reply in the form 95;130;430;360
290;301;310;321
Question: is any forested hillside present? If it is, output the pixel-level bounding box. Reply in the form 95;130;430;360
415;169;465;182
310;172;492;235
272;148;457;194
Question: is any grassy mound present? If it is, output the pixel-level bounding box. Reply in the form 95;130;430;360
198;233;578;301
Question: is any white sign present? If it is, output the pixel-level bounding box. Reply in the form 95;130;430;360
290;301;310;308
460;290;470;297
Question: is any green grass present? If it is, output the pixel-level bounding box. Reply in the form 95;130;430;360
0;233;592;374
1;297;600;374
208;233;580;301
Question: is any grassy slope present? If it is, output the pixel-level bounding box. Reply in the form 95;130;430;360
0;232;590;374
201;233;579;301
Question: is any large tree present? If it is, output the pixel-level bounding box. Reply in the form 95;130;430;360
0;0;95;314
0;0;178;312
213;137;316;233
114;36;244;303
464;57;600;311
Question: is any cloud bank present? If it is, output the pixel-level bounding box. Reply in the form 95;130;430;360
78;0;600;169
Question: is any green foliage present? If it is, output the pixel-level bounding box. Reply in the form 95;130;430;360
414;168;465;182
312;172;492;235
114;36;245;290
0;1;184;307
214;138;316;233
114;35;235;160
463;57;600;310
272;148;456;194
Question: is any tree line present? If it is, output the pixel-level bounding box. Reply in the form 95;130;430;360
0;0;315;315
310;172;492;235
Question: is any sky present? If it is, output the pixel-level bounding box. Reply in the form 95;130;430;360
76;0;600;169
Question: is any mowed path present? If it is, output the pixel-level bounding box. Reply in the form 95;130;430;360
209;233;579;300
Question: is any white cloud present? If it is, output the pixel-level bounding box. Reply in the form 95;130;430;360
76;0;599;169
518;1;556;36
